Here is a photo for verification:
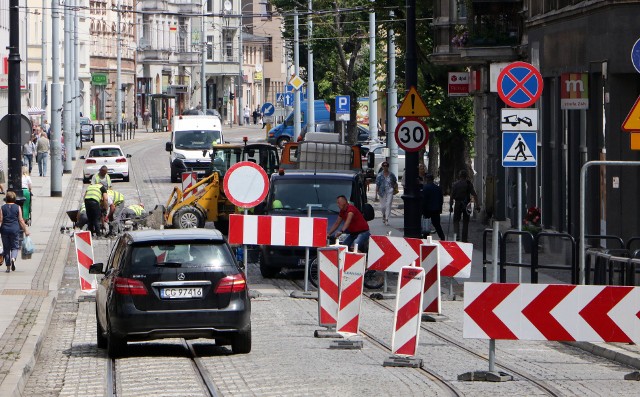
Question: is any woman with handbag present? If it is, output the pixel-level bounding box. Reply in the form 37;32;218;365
375;162;398;225
0;191;30;272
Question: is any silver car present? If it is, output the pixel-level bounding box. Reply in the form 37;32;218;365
363;143;428;180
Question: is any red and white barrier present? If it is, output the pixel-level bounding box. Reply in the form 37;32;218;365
228;214;328;247
317;247;345;327
391;266;426;357
181;171;198;198
74;231;97;293
464;282;640;343
336;252;366;336
367;235;472;278
420;243;441;314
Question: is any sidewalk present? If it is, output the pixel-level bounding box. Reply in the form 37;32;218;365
367;185;640;371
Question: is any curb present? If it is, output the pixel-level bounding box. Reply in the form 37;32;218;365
0;294;57;397
566;341;640;370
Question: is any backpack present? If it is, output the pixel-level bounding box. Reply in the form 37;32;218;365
362;203;375;221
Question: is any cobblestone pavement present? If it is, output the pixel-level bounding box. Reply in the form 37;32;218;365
17;132;640;396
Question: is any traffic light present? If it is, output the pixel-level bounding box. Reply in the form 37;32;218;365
230;92;235;100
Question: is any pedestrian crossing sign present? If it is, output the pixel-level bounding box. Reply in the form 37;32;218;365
502;132;537;167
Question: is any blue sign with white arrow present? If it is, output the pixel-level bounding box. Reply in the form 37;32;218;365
632;38;640;74
284;93;294;107
261;102;275;116
502;132;537;168
336;95;350;114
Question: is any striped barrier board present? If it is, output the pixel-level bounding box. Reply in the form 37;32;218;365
391;266;425;357
420;244;441;314
228;214;328;247
367;235;473;278
317;247;345;327
181;172;198;198
74;231;97;293
336;252;366;336
464;283;640;343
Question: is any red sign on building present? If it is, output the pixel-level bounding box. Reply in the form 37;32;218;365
561;73;589;110
448;72;470;97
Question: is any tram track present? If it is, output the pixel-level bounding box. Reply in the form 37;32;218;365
284;277;563;397
106;340;221;397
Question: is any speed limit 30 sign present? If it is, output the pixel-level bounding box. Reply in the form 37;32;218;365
394;118;429;152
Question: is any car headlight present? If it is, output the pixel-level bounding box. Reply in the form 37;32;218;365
174;152;186;160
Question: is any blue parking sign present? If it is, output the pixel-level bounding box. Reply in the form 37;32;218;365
336;95;350;114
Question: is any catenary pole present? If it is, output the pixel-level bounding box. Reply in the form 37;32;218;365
201;2;206;110
41;2;47;111
238;12;244;125
368;0;377;141
387;11;398;177
116;0;122;135
7;0;23;200
63;0;72;172
68;0;75;164
72;0;79;160
293;10;301;141
50;0;62;195
306;0;314;133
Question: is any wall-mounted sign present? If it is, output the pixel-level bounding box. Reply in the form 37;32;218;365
91;73;108;86
560;73;589;110
448;72;469;97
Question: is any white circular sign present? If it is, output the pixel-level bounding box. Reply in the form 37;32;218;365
394;118;429;152
223;161;269;208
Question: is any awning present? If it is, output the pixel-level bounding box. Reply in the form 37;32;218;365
27;107;45;115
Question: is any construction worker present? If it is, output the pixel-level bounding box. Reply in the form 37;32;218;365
83;183;108;237
91;165;112;189
107;188;125;222
121;203;146;220
76;202;88;230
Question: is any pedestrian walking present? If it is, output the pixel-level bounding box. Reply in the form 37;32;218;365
327;195;371;251
0;160;6;194
143;110;151;132
450;169;480;242
243;106;251;125
36;131;50;177
0;191;30;272
91;165;112;189
83;183;108;237
252;107;260;125
22;138;35;174
421;173;445;240
375;161;398;225
22;166;33;224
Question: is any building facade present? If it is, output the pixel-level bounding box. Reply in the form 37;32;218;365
430;0;640;242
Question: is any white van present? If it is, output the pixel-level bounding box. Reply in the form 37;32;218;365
165;115;223;182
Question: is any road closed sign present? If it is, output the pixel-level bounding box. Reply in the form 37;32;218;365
448;72;469;97
223;161;269;208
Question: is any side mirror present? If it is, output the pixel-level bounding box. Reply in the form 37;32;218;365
165;142;173;152
367;152;375;169
89;263;105;274
126;154;132;158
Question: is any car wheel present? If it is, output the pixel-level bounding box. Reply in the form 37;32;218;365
277;136;290;149
173;206;205;228
259;251;280;278
123;175;130;182
107;320;126;358
231;326;252;354
170;167;179;183
96;309;107;349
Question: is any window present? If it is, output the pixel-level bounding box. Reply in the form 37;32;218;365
207;35;213;60
264;37;272;62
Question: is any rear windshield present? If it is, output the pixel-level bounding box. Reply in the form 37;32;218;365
269;178;352;212
174;130;222;150
89;148;123;158
128;242;234;272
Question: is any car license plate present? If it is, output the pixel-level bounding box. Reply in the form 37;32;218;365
160;287;203;299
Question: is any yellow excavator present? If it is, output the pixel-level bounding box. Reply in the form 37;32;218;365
157;142;280;232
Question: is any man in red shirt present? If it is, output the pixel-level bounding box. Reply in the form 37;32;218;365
328;195;371;252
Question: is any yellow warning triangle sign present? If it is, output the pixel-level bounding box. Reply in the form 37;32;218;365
622;96;640;132
396;86;430;118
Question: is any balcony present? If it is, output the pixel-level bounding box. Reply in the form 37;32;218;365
429;1;523;66
177;51;201;65
172;1;201;14
140;0;168;12
138;49;171;63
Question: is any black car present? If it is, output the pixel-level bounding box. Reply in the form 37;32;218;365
90;229;251;357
